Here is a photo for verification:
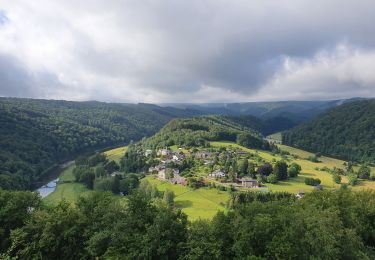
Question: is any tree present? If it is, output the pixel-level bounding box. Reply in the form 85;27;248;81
95;166;106;178
348;173;358;186
238;159;249;176
305;178;321;186
163;190;175;207
248;162;256;177
165;168;174;179
119;174;140;195
288;163;301;178
267;174;278;184
80;170;95;189
104;161;119;174
357;165;371;179
111;175;121;194
274;161;288;180
332;173;342;184
0;190;40;253
257;163;273;176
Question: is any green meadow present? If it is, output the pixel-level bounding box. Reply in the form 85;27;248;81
144;176;229;220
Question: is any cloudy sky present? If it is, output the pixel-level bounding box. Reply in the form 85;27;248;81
1;0;375;103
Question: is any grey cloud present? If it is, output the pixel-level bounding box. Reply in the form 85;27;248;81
1;1;375;102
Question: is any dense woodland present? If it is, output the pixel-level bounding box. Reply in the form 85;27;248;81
0;98;199;190
140;116;272;150
283;100;375;163
1;188;374;259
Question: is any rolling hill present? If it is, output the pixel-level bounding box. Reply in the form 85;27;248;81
140;115;272;150
0;98;199;190
283;100;375;162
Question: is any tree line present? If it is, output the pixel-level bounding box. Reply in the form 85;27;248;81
1;188;374;259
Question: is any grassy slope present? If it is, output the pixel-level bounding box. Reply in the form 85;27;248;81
103;146;128;163
144;176;229;220
43;164;89;205
211;141;374;193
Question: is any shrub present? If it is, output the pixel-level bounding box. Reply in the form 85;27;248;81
305;177;321;186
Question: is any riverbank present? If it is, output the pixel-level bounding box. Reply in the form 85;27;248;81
36;160;75;198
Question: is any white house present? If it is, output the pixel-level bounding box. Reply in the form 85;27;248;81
144;149;153;157
209;169;226;178
158;149;172;156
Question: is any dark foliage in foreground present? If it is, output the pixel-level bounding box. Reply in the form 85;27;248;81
1;188;374;259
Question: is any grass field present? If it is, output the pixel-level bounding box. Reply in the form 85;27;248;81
43;164;90;205
210;141;375;193
103;146;128;163
144;176;229;220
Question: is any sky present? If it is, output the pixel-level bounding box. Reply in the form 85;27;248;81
1;0;375;103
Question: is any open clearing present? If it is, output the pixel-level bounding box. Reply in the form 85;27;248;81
144;176;229;220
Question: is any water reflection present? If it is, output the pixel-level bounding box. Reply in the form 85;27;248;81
37;178;59;198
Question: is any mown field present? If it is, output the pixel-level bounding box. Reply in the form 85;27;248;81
143;176;229;220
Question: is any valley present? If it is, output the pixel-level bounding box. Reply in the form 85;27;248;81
42;140;375;220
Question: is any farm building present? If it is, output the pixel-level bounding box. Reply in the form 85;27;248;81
238;177;259;188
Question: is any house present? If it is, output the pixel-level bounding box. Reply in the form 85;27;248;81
157;149;172;156
149;164;166;173
144;149;153;157
195;151;212;159
209;169;226;178
171;173;187;185
172;153;185;162
238;177;259;188
296;190;305;199
158;168;179;180
204;159;213;165
111;171;122;177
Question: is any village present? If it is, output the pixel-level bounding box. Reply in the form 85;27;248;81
147;147;261;189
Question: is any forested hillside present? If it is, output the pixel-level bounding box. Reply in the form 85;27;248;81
140;116;272;150
283;100;375;162
163;99;360;124
0;98;199;190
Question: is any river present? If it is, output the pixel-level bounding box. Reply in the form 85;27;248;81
36;160;75;198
